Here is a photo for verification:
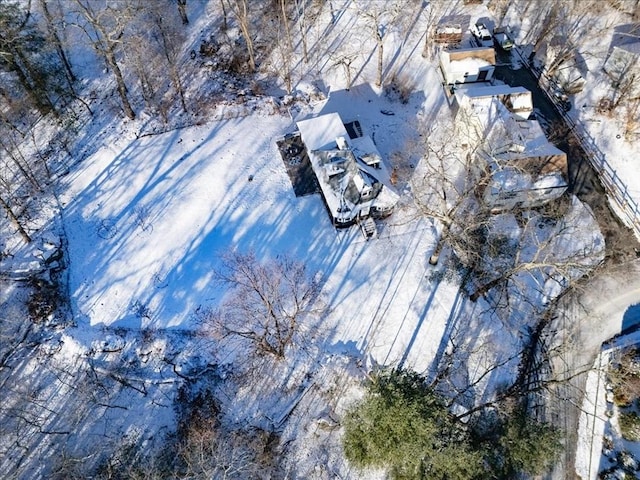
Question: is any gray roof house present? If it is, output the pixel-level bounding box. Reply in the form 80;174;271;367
453;85;568;211
297;113;399;227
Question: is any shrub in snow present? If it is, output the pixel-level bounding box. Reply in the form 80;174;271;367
609;347;640;408
619;451;639;471
619;411;640;442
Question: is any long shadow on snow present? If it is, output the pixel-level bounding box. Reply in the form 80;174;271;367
63;118;268;327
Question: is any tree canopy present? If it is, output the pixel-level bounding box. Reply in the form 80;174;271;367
343;368;563;480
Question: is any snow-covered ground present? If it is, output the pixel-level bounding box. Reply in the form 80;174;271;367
2;0;640;477
59;79;460;373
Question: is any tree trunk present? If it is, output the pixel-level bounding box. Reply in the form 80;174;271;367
233;0;256;72
73;0;136;120
469;276;504;302
39;0;76;86
104;46;136;120
0;138;41;191
176;0;188;25
0;195;31;243
280;0;292;51
172;68;188;113
156;18;188;113
376;33;384;87
221;0;228;30
295;0;308;63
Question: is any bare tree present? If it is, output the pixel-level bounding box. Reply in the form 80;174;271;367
462;201;603;315
525;0;607;82
294;0;308;64
208;251;323;359
108;2;189;120
70;0;137;119
264;0;295;93
151;7;188;114
353;0;406;87
410;114;486;267
410;108;604;312
37;0;76;87
330;49;362;91
177;423;269;479
176;0;188;25
421;0;449;60
0;1;61;113
0;135;42;192
225;0;257;72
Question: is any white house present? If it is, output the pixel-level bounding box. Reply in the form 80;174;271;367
454;86;568;211
296;113;399;227
439;47;496;86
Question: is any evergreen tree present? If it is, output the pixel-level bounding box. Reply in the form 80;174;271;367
343;368;563;480
499;410;563;477
343;369;484;480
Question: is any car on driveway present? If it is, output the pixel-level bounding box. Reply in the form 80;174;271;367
471;22;493;47
493;26;514;51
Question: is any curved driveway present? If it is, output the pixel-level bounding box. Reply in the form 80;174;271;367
546;259;640;479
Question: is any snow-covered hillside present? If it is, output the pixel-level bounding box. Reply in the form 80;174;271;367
1;0;638;478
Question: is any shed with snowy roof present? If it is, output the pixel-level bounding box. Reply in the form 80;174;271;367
439;47;496;86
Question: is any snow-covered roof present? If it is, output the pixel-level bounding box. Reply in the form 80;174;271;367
442;47;495;69
612;41;640;57
452;57;491;72
456;84;529;98
488;168;566;195
296;112;348;151
351;135;382;167
440;47;496;85
455;85;533;119
297;113;398;224
457;89;567;184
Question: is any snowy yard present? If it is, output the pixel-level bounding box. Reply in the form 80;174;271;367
59;82;463;374
3;0;640;477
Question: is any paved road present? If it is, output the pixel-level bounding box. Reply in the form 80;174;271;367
492;49;640;478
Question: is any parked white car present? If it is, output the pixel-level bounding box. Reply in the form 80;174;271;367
471;22;493;47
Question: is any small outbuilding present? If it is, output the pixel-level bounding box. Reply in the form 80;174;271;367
439;47;496;86
604;42;640;79
434;22;463;45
